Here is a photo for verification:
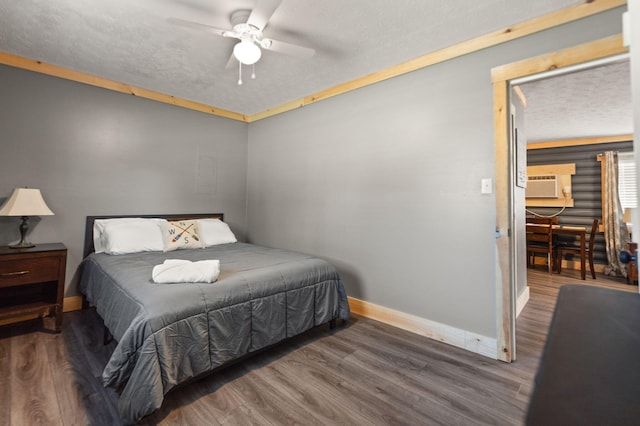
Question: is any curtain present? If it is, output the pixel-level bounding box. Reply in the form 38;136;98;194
603;151;631;277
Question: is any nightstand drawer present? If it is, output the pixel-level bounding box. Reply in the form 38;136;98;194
0;256;60;287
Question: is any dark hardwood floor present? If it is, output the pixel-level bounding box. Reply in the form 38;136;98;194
0;268;636;425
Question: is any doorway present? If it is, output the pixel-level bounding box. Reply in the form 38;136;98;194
514;56;631;306
492;35;628;362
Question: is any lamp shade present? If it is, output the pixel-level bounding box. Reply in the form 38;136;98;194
0;188;54;216
233;40;261;65
624;208;634;223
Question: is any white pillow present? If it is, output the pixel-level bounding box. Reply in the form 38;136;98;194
94;218;161;253
98;218;166;255
94;218;145;253
197;219;237;246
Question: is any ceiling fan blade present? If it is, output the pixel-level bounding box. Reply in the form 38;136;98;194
225;52;237;69
264;39;315;59
166;17;231;38
247;0;282;30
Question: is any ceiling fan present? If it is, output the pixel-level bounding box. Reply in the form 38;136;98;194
168;0;315;85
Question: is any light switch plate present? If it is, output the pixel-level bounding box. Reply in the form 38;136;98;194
481;178;493;194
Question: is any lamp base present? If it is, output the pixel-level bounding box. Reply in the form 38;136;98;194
9;242;36;249
9;216;35;249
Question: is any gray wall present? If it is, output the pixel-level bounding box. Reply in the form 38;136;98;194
0;65;249;296
247;9;625;338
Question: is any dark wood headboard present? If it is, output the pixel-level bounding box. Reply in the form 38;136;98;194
83;213;224;258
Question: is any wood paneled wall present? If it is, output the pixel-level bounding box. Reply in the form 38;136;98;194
527;140;633;264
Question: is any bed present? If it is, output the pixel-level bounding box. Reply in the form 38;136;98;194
78;213;350;424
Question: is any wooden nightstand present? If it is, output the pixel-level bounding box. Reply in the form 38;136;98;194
0;243;67;332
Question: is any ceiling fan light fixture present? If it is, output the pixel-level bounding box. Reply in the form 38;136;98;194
233;40;261;65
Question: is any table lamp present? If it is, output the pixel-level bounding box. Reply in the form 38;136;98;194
0;188;54;248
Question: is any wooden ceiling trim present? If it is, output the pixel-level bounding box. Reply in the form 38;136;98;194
0;0;625;123
527;134;634;149
0;51;248;122
248;0;627;122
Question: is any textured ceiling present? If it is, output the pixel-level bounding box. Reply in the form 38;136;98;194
0;0;583;117
520;59;633;143
0;0;631;141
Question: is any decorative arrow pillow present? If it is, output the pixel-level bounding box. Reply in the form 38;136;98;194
162;220;203;252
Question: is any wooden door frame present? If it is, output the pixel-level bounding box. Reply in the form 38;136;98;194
492;35;628;362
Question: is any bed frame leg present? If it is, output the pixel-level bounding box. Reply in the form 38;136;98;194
329;319;336;329
103;326;114;345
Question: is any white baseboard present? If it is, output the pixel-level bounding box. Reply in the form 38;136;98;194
3;294;499;360
348;296;498;359
516;286;530;318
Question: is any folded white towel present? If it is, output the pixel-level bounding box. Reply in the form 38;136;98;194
152;259;220;284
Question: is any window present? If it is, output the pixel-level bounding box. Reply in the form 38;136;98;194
618;152;637;210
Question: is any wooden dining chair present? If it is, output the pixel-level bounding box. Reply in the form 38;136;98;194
526;222;556;274
526;216;559;225
557;219;599;279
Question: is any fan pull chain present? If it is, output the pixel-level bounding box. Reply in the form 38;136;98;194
238;63;257;85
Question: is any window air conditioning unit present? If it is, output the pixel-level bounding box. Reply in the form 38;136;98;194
526;175;558;198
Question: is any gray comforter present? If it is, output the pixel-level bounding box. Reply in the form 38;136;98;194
78;242;350;424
